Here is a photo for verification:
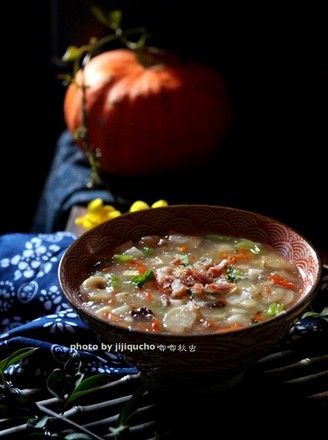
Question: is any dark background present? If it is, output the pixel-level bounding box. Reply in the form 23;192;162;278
1;1;327;252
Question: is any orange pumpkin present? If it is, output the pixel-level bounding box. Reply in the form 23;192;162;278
64;48;233;177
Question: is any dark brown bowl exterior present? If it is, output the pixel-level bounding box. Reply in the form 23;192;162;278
58;205;322;386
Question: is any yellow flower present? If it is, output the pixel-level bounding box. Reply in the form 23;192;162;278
129;199;169;212
129;200;150;212
151;199;169;208
74;198;121;230
75;198;169;230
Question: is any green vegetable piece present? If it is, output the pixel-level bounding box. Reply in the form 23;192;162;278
142;246;155;256
266;302;285;317
106;273;121;287
235;239;262;255
225;265;247;283
131;270;156;288
113;254;134;263
176;254;189;266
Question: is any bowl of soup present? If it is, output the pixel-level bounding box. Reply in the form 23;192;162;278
58;205;322;393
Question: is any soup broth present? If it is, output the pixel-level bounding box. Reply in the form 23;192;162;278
79;233;305;335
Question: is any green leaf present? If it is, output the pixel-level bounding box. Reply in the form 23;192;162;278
64;351;82;376
89;6;116;28
0;391;39;419
47;350;84;403
63;351;84;393
118;383;148;426
27;415;50;429
302;306;328;323
0;347;38;373
109;10;123;30
64;373;112;409
65;434;95;440
109;424;128;438
47;368;67;402
109;384;148;438
90;6;109;26
61;45;80;62
131;270;156;288
0;347;38;387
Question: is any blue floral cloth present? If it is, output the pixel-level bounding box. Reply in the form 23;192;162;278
0;232;137;387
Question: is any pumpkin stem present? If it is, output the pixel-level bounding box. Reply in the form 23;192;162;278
77;74;102;189
60;7;165;185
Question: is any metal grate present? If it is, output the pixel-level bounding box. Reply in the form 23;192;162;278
1;342;327;438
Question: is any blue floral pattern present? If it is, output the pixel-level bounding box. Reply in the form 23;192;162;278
0;232;136;385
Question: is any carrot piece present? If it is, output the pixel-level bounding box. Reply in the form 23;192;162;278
144;291;152;301
229;248;252;264
215;324;245;333
137;265;147;274
137;318;160;333
127;259;144;266
102;266;112;272
104;312;120;323
151;318;160;332
252;311;265;323
268;274;296;290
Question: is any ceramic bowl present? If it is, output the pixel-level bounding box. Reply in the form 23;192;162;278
58;205;322;393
